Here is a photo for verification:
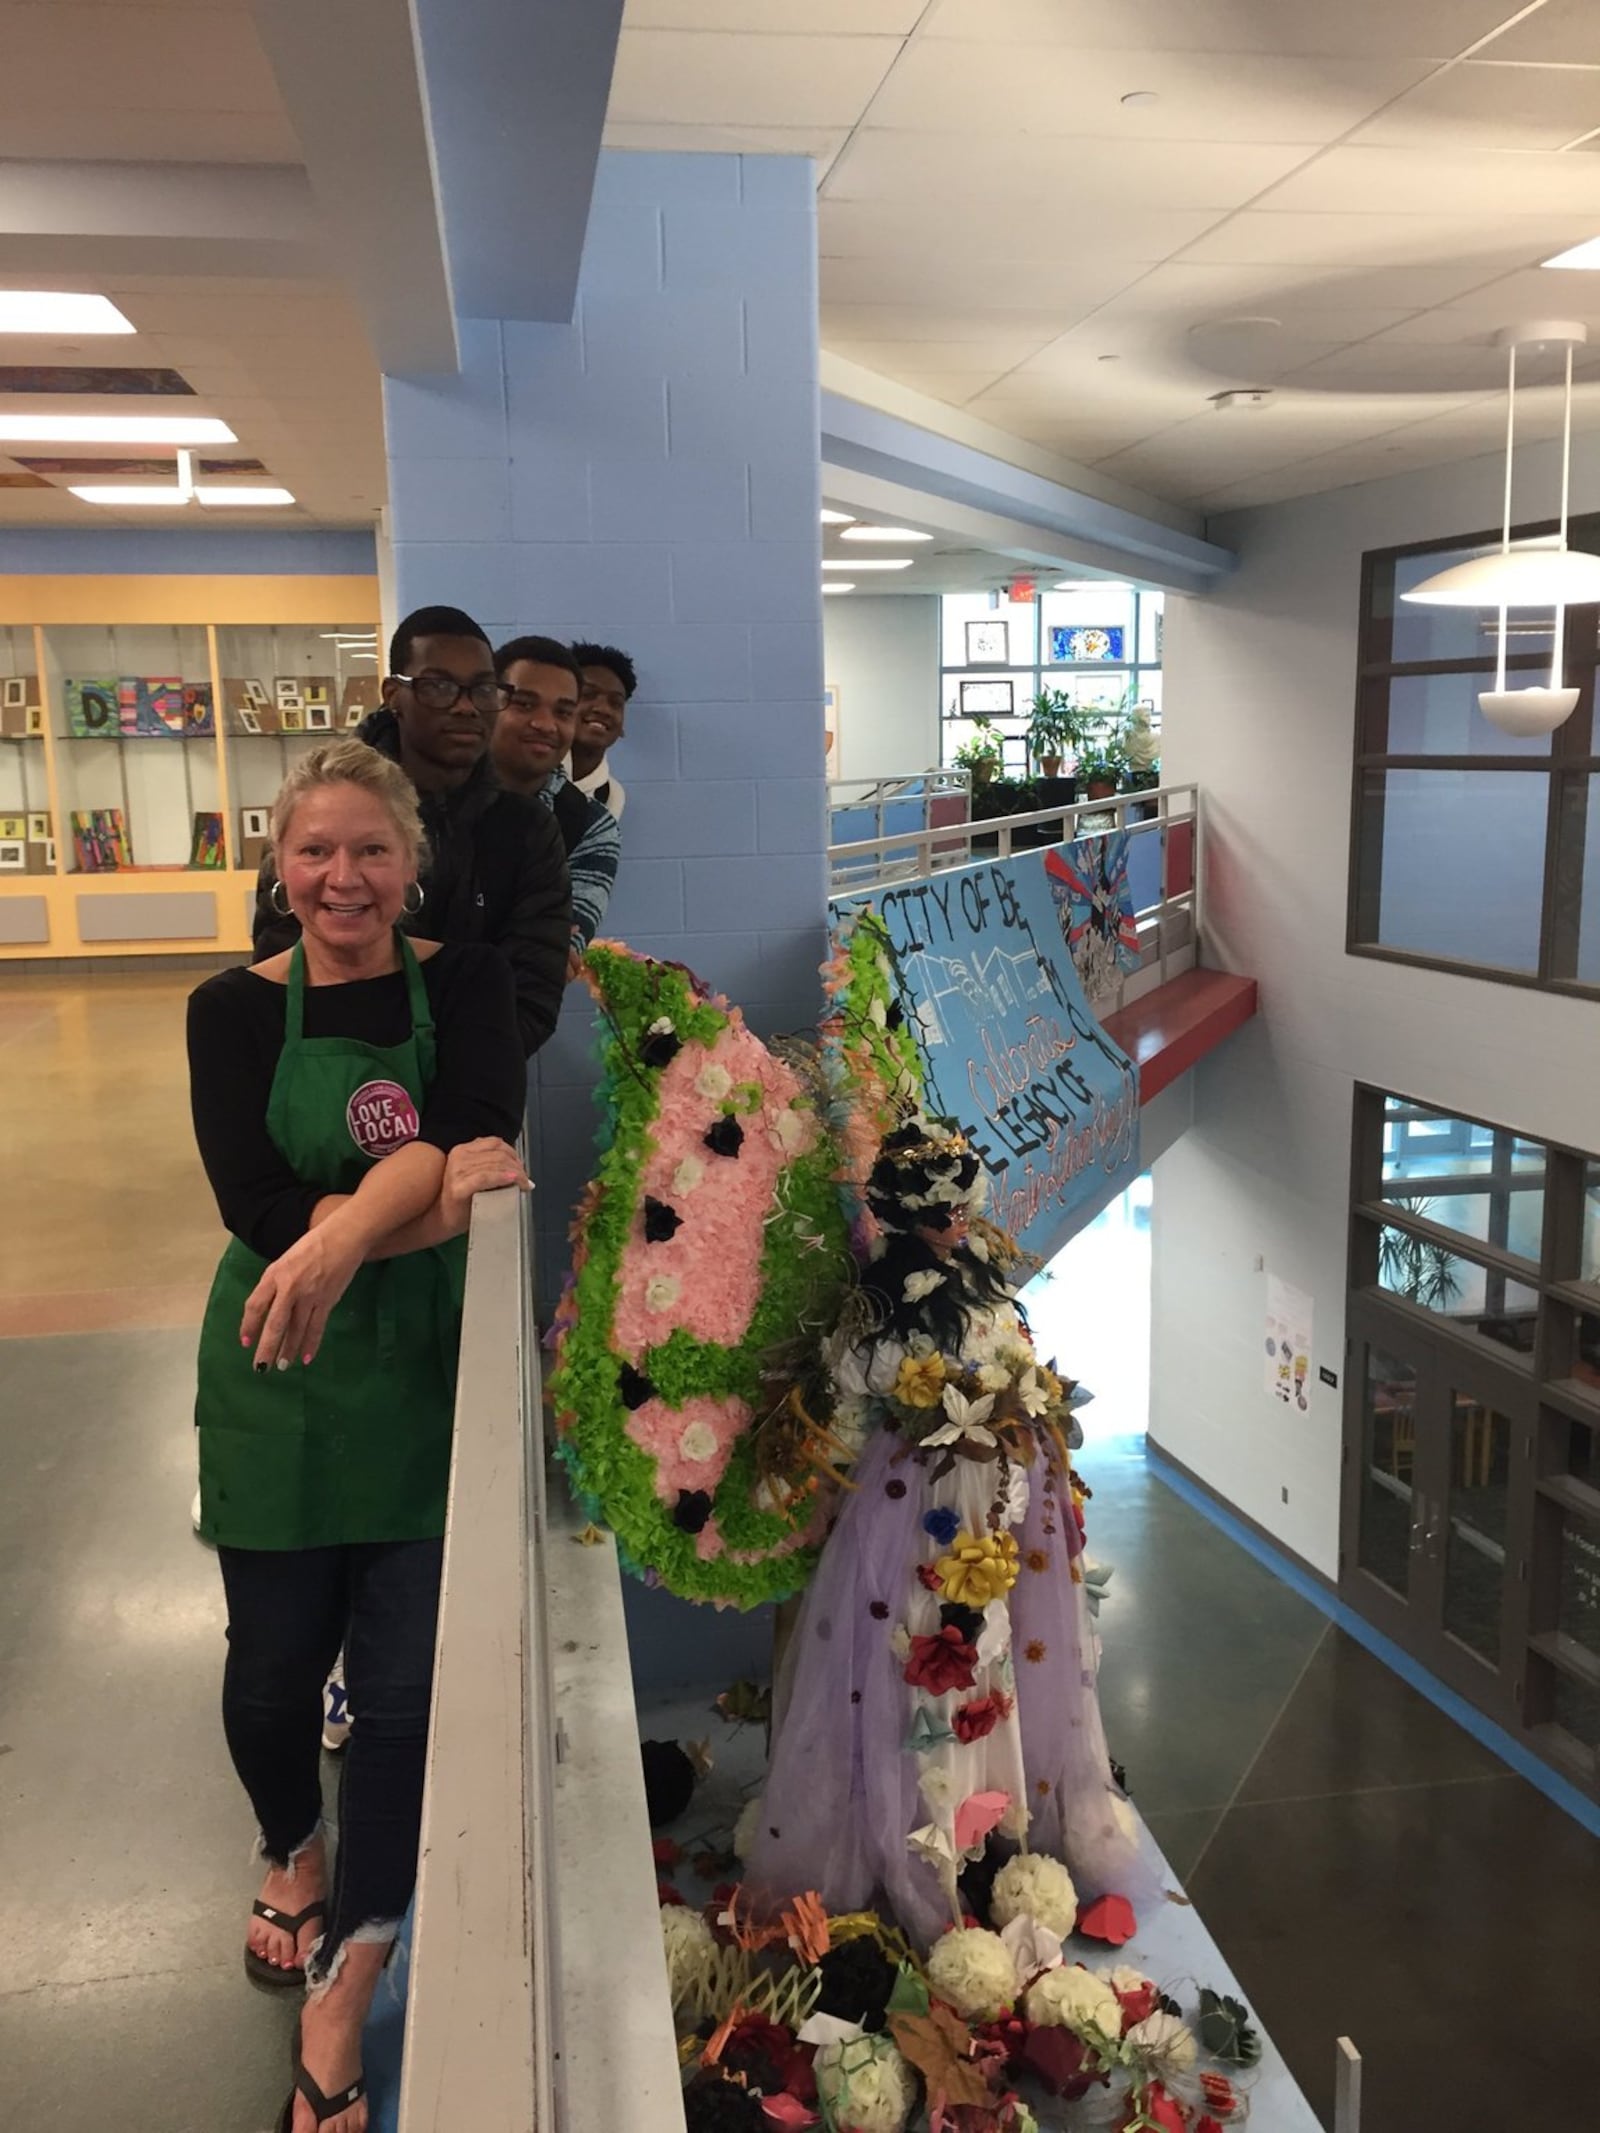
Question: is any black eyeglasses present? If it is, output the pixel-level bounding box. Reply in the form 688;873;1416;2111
395;671;508;715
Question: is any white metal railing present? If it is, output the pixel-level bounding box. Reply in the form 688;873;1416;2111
828;765;972;848
827;780;1202;1017
400;1180;684;2132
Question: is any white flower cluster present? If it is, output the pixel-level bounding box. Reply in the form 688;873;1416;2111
813;2033;917;2133
925;1925;1016;2021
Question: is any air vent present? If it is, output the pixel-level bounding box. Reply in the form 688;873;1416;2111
0;365;194;396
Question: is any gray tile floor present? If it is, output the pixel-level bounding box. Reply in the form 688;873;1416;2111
0;1327;309;2132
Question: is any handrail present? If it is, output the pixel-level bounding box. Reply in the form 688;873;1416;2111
400;1182;549;2129
398;1178;684;2132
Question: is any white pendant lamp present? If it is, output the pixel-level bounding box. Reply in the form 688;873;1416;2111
1402;321;1600;737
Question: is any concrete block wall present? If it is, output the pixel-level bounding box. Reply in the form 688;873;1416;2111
382;150;828;1289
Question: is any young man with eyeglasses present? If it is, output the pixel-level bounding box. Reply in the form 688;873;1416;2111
488;635;620;978
568;643;636;821
252;605;571;1058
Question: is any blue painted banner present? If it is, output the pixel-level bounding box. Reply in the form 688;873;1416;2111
833;849;1140;1264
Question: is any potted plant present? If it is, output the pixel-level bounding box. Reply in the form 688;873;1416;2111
952;718;1004;789
1076;720;1129;801
1026;688;1086;779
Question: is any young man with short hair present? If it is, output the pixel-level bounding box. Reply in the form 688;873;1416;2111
568;642;636;821
489;634;620;975
253;604;571;1057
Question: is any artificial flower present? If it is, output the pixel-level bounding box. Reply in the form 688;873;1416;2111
904;1707;957;1754
952;1787;1012;1856
925;1926;1016;2022
922;1505;961;1546
934;1530;1020;1608
918;1766;956;1816
990;1852;1079;1939
772;1106;811;1155
893;1353;948;1409
998;1911;1063;1991
1015;1369;1052;1418
903;1625;978;1696
660;1903;719;2014
951;1695;1008;1745
1137;2084;1189;2133
1024;1963;1121;2041
673;1489;713;1534
976;1363;1010;1393
673;1155;706;1197
813;2033;916;2133
704;1115;744;1157
939;1384;998;1432
1196;1988;1262;2067
644;1273;682;1313
1125;2011;1197;2073
1018;2024;1097;2100
889;1624;912;1660
1077;1895;1136;1946
1201;2069;1241;2119
696;1063;734;1100
679;1419;719;1464
902;1269;947;1304
643;1195;683;1242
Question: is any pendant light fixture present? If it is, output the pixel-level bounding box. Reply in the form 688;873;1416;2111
1401;321;1600;737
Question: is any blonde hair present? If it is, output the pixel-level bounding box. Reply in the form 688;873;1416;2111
270;739;427;874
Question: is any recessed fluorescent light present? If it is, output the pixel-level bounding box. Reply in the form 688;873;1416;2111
821;557;914;571
69;485;191;506
0;291;136;335
820;508;855;525
320;631;378;641
195;485;294;507
1542;236;1600;271
839;525;934;543
0;414;235;444
821;582;856;594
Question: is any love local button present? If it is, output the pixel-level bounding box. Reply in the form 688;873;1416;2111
346;1078;420;1161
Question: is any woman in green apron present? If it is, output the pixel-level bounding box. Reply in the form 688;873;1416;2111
188;740;528;2133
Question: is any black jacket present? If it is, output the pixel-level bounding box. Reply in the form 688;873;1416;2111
251;709;572;1057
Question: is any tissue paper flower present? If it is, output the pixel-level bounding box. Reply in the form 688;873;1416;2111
926;1926;1017;2022
990;1853;1079;1939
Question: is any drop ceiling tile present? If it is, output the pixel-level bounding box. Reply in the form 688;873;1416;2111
835;369;1001;406
1179;209;1553;269
823;303;1093;343
819;198;1225;262
863;43;1430;143
922;0;1525;61
1476;0;1600;65
821;252;1154;312
608;28;903;128
824;334;1066;373
1354;60;1600;151
1257;143;1600;214
1418;262;1600;324
624;0;923;27
824;130;1316;208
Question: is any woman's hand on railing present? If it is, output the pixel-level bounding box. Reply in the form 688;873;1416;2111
440;1137;533;1238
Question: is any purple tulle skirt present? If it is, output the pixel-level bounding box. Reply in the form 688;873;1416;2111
748;1427;1150;1951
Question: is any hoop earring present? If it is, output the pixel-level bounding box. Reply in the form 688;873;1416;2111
402;881;425;918
269;878;291;918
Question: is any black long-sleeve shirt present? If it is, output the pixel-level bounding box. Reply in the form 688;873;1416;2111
188;942;525;1262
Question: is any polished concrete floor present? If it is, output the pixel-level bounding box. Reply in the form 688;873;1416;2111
5;973;1599;2132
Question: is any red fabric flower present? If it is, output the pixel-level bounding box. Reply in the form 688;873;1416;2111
1019;2025;1098;2100
952;1695;1006;1744
652;1837;684;1870
1201;2070;1240;2117
904;1624;979;1695
974;2017;1029;2071
657;1880;686;1906
1115;1980;1159;2030
1077;1894;1137;1945
917;1561;944;1593
1142;2084;1188;2133
1197;2119;1225;2133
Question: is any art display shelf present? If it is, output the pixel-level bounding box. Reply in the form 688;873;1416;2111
0;573;379;960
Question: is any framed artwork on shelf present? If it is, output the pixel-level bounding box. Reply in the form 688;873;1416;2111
959;678;1014;716
303;676;335;710
43;840;55;871
64;677;120;738
27;812;50;842
340;675;381;727
2;676;26;709
189;812;226;869
965;620;1009;665
241;807;269;841
280;706;307;734
236;707;262;736
0;814;23;841
1049;624;1124;663
0;840;23;872
245;678;271;710
182;682;215;738
275;679;304;712
305;702;333;732
27;704;42;736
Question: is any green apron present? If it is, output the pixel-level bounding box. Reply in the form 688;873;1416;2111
195;935;467;1550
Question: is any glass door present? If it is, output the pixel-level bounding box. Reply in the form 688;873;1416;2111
1344;1299;1536;1725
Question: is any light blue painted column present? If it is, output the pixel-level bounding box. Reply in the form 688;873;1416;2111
381;149;827;1295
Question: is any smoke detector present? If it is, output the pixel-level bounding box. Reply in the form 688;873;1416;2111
1210;388;1274;412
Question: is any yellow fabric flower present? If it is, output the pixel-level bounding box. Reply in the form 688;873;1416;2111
893;1353;948;1409
935;1529;1020;1607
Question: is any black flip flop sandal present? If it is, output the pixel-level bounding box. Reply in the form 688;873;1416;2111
244;1898;326;1990
275;2050;366;2131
